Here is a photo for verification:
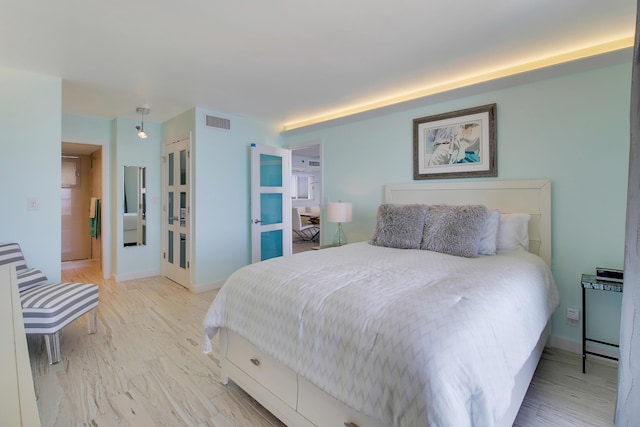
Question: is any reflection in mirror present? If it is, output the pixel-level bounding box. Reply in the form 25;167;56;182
291;174;312;200
123;166;146;246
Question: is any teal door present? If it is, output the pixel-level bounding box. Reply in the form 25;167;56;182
251;144;291;262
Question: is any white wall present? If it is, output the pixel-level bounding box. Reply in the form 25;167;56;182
0;67;62;280
282;59;631;351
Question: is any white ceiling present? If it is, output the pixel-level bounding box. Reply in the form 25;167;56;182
0;1;635;129
292;144;320;159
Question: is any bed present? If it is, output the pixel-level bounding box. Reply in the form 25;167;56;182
203;180;559;427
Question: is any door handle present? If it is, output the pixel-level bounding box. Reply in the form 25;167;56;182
253;219;262;224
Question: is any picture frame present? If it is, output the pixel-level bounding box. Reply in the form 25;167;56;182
413;103;497;180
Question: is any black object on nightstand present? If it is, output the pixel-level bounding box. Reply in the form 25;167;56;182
580;273;623;373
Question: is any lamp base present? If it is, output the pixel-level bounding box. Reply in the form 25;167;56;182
332;223;348;246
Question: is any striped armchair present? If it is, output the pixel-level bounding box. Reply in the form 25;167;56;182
0;243;99;364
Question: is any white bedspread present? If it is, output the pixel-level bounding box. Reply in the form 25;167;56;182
203;242;559;427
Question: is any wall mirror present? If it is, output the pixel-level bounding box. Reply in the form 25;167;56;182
123;166;146;246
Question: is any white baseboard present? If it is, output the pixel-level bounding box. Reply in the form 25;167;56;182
114;269;161;282
548;335;581;354
548;334;619;367
62;258;99;270
191;281;225;293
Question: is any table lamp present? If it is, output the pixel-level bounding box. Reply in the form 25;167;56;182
327;201;352;246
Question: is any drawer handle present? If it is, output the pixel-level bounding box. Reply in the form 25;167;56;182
250;357;261;366
344;423;358;427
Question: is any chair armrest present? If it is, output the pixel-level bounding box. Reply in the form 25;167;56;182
16;268;48;293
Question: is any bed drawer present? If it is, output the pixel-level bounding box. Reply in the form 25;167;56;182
225;332;298;409
298;377;387;427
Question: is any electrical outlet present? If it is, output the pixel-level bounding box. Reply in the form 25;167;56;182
567;307;580;321
27;197;40;211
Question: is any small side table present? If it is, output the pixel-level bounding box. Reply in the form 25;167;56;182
581;274;623;373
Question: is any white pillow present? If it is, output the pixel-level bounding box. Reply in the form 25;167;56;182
497;213;530;251
477;209;500;255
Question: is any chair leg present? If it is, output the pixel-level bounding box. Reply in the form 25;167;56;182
88;308;97;335
293;230;308;241
44;332;61;365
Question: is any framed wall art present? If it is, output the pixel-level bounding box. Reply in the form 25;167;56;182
413;103;496;180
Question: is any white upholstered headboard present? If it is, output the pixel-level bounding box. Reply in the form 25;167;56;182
384;180;551;267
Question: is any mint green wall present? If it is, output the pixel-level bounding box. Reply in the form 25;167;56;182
162;108;195;143
161;108;281;290
283;61;631;349
113;117;163;280
191;108;281;289
2;60;626;350
62;113;163;281
63;114;113;143
0;67;62;281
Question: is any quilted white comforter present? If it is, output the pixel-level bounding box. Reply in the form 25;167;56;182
203;242;559;427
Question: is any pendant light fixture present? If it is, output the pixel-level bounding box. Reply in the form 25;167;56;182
135;107;149;139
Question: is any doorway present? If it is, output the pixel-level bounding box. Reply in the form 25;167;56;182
161;135;191;289
250;144;292;262
290;143;322;253
61;142;103;273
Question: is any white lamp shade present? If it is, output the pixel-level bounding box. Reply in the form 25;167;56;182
327;202;352;223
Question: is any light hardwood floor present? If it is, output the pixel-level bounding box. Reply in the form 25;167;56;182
28;263;617;426
293;239;318;254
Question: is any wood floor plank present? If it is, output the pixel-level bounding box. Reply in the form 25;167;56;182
27;263;616;426
108;389;159;426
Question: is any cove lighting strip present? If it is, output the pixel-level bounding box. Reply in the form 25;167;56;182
282;37;634;132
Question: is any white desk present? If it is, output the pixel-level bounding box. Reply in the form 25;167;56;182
0;265;41;426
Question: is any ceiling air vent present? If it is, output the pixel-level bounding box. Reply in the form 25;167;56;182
205;114;231;131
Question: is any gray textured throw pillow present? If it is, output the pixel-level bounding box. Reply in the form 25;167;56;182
421;204;488;257
369;204;429;249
